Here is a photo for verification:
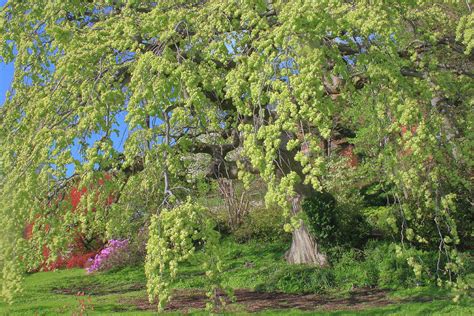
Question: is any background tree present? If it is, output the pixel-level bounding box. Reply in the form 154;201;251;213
0;0;472;301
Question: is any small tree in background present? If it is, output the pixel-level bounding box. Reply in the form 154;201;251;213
218;179;250;231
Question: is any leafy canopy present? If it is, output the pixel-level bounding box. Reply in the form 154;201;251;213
0;0;472;303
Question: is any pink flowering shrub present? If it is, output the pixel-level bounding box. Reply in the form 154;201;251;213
86;239;130;273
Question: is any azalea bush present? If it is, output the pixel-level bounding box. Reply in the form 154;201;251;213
86;239;130;273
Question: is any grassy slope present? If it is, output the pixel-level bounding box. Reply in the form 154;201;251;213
0;240;472;315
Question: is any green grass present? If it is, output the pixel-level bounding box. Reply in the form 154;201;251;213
0;268;152;315
0;239;472;315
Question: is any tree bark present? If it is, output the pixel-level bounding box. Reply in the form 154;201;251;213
285;194;328;266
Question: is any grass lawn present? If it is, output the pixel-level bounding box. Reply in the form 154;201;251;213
1;240;472;315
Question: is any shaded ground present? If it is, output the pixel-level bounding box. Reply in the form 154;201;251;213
52;282;145;296
2;268;470;315
123;287;394;313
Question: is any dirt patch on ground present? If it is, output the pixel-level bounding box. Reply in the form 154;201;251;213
123;288;394;313
52;283;144;296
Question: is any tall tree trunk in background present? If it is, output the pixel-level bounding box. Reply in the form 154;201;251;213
285;193;328;266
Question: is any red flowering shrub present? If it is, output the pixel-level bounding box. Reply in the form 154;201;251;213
66;252;98;269
41;247;66;271
24;176;113;271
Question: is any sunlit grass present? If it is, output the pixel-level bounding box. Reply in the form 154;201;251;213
1;239;472;315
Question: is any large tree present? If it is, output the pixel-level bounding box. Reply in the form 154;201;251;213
0;0;472;301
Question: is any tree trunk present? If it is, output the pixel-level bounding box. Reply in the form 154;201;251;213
285;194;328;266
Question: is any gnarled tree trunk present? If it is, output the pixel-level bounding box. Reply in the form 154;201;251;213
285;194;328;266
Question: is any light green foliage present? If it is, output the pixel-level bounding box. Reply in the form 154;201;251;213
457;11;474;54
145;200;224;311
0;0;472;303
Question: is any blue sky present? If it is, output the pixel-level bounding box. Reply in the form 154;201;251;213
0;0;13;105
0;61;13;104
0;0;131;177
